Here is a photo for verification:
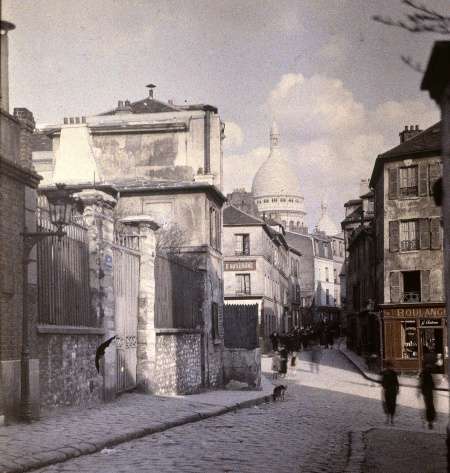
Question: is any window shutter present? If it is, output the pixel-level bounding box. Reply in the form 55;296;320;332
421;270;430;302
430;218;441;249
428;163;442;195
388;168;399;199
390;271;401;303
418;164;428;196
419;219;430;249
389;221;399;252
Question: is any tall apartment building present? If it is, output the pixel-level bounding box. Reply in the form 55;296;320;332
370;122;445;373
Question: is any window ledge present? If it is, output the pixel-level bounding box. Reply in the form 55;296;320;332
37;325;104;335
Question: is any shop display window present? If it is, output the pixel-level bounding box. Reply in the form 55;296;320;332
401;320;418;359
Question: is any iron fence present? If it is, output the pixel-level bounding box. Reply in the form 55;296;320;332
36;204;92;326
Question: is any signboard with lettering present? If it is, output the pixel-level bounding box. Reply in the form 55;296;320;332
224;260;256;271
419;319;441;327
383;307;446;318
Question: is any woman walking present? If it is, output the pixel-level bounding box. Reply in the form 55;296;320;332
419;364;436;429
381;360;399;425
279;345;288;377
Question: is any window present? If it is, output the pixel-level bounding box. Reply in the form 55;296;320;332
280;198;286;202
264;199;269;203
236;273;251;294
325;267;329;282
326;288;330;305
334;268;337;283
234;234;250;255
209;207;220;250
429;162;442;193
211;302;219;340
399;166;418;197
401;320;418;359
400;220;419;251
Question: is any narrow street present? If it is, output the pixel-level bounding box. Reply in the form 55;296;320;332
32;349;449;473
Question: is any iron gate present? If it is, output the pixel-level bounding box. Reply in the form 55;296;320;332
113;226;140;393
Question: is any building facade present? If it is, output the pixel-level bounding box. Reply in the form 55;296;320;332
370;122;445;373
222;205;290;348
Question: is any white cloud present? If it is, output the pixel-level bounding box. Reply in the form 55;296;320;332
223;147;268;195
223;122;244;150
266;72;439;228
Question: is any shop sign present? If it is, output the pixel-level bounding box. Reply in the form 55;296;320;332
224;260;256;271
383;307;445;318
419;319;441;327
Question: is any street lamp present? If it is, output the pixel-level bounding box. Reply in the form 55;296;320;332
20;183;78;422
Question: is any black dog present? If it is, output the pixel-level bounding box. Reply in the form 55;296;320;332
95;336;116;373
272;385;287;401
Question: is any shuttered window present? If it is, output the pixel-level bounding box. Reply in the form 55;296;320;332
430;218;441;249
429;162;442;194
236;273;251;294
399;166;418;197
421;270;430;302
419;219;430;249
418;163;428;196
390;271;401;303
389;221;399;252
388;168;399;199
400;220;418;251
234;234;250;255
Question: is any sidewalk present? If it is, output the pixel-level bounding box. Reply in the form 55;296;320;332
338;342;449;392
0;377;273;473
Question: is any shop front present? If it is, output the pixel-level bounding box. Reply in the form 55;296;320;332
382;304;447;373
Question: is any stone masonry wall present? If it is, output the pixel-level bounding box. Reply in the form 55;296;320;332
154;332;202;394
223;348;261;389
37;334;103;408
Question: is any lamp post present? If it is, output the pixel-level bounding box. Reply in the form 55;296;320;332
20;183;78;422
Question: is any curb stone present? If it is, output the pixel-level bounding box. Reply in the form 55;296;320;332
0;393;272;473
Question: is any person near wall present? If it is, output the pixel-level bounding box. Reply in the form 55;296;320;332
381;360;400;425
270;331;279;352
279;345;288;377
419;363;436;430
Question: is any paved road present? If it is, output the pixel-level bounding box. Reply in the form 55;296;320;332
33;349;448;473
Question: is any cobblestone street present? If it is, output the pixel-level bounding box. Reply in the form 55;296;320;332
32;348;449;473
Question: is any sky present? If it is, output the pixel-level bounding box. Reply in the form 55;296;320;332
3;0;448;229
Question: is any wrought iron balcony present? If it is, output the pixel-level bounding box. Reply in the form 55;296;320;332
400;239;419;251
403;292;420;303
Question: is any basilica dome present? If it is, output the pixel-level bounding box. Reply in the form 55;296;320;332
251;122;306;233
251;123;302;198
316;200;339;236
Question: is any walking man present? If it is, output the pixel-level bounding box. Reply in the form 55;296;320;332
381;360;399;425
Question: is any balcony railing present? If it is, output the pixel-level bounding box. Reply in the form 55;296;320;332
236;289;251;295
403;292;420;303
400;239;419;251
234;250;250;256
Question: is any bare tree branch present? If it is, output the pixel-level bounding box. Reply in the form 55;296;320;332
401;54;425;73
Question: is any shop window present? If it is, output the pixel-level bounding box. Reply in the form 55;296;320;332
234;234;250;255
401;320;418;359
236;273;251;295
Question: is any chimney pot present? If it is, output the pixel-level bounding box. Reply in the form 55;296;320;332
404;125;408;131
146;83;156;99
415;125;419;130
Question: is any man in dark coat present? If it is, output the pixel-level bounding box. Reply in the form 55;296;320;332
270;332;279;352
419;364;436;429
381;360;399;425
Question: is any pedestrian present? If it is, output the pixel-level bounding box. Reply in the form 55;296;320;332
419;364;436;429
279;345;288;377
381;360;399;425
271;352;280;380
270;331;279;352
310;343;322;373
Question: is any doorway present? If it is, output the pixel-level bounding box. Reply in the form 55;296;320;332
420;326;444;373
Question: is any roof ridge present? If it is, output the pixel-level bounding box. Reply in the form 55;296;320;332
224;204;264;224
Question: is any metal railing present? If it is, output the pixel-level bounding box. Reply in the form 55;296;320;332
400;239;419;251
403;292;421;303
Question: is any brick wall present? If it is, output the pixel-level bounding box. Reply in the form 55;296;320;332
154;332;202;394
37;334;103;408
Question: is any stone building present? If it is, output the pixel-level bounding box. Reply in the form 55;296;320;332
370;122;445;373
31;87;227;403
222;205;290;347
0;20;41;422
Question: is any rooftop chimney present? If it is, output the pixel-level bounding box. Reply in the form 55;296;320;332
399;124;422;143
1;20;16;112
146;83;156;99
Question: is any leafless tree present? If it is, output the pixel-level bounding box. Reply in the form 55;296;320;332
155;222;189;256
373;0;450;72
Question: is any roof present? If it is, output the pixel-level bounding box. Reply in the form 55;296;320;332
100;97;218;116
223;205;264;226
370;122;441;187
31;132;52;152
421;41;450;103
344;199;362;207
284;231;314;257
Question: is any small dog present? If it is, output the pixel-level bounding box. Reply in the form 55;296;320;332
272;384;287;401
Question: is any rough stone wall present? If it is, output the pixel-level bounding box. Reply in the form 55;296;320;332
37;334;102;408
154;333;202;394
223;348;261;389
